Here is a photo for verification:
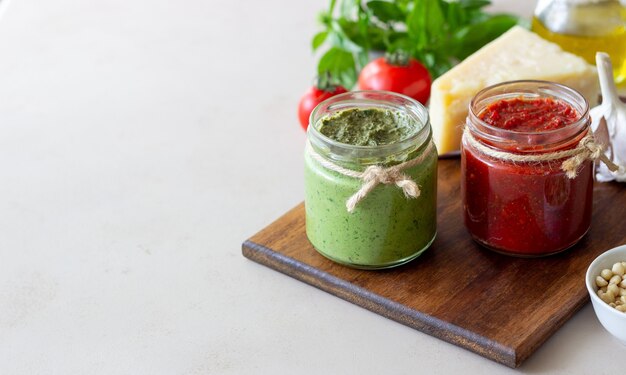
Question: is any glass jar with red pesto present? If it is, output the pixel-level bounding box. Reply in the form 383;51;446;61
461;80;594;257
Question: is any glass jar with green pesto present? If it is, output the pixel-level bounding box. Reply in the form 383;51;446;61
305;91;438;269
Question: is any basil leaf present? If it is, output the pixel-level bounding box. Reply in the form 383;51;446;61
318;47;357;88
466;11;491;24
407;0;427;48
356;51;370;70
312;31;328;51
341;0;360;18
452;14;518;59
328;27;363;53
367;1;405;23
424;0;445;44
441;1;461;32
312;0;520;80
365;26;387;51
357;3;372;50
408;0;445;48
336;20;367;49
459;0;491;11
387;32;412;52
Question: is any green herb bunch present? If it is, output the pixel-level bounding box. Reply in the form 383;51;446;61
313;0;523;88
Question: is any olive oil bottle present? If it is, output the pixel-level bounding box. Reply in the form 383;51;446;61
532;0;626;90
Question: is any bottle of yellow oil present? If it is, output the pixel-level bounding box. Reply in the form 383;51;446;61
532;0;626;90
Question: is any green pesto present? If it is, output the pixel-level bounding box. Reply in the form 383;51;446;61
305;107;437;269
317;108;417;146
304;149;437;269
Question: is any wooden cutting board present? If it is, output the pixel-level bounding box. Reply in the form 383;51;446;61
242;159;626;368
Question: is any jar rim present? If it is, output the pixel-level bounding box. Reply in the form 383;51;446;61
467;80;590;152
307;90;431;163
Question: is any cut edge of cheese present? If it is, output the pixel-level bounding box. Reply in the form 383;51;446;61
429;25;599;155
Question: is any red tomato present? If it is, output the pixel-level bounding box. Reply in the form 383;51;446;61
297;85;348;130
358;57;431;104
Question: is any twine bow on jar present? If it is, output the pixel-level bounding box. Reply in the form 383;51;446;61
561;134;620;178
307;141;434;213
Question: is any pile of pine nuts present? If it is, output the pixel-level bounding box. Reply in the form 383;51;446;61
595;261;626;312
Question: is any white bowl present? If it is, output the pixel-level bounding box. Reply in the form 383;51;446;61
586;244;626;344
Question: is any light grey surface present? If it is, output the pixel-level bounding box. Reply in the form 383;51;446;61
0;0;622;373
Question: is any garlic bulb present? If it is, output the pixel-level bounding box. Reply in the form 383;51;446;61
591;52;626;182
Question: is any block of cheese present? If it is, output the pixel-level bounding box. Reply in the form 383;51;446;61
429;26;599;155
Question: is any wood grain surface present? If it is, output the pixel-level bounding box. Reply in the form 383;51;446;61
242;159;626;368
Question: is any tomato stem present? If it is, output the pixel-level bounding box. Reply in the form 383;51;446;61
385;50;411;66
315;72;341;92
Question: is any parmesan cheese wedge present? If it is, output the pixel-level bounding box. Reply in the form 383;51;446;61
429;26;599;155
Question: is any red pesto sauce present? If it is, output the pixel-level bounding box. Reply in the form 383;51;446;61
462;97;593;256
479;97;580;131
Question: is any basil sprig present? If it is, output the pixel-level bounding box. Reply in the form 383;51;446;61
313;0;523;89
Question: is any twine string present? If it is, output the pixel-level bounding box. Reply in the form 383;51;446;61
307;141;434;213
462;128;619;178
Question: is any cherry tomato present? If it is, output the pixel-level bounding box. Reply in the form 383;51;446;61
298;85;348;130
358;57;431;104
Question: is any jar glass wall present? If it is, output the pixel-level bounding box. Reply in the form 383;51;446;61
305;91;438;269
461;81;594;257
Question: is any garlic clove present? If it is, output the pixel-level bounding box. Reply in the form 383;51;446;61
591;107;610;149
591;52;626;182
